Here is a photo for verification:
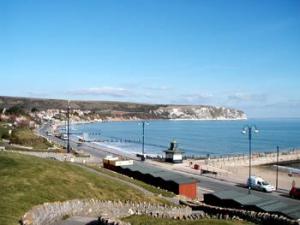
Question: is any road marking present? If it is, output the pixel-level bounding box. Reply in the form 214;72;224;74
198;187;214;193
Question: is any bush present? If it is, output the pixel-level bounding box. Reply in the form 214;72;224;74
6;105;25;115
31;107;39;113
0;127;9;139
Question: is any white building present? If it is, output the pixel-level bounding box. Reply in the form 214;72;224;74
164;140;184;163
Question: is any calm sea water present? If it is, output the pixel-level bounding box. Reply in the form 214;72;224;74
73;118;300;157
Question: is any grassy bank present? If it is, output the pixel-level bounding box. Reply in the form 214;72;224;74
10;127;52;150
123;215;254;225
0;123;9;140
0;152;163;225
0;127;8;140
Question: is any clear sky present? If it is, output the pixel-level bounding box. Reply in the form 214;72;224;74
1;0;300;118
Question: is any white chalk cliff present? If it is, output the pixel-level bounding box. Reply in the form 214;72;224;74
153;106;247;120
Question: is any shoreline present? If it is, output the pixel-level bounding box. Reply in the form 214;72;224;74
39;122;300;191
50;119;300;159
53;117;248;127
49;119;300;167
45;118;300;166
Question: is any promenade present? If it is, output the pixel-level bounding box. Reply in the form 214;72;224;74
163;150;300;191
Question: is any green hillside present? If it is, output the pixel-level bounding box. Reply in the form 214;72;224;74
0;152;162;225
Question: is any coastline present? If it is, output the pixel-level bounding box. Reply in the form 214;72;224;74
169;117;247;121
48;119;298;164
39;120;300;191
53;116;248;127
50;118;300;165
42;121;300;168
51;118;300;157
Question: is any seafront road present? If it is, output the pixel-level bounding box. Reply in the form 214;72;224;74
38;124;300;211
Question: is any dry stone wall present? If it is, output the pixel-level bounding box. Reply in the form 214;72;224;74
21;199;192;225
21;199;300;225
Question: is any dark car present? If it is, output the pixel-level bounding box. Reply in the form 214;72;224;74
289;187;300;199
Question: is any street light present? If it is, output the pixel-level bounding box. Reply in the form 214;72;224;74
66;100;71;153
138;121;149;161
276;146;279;190
242;125;259;194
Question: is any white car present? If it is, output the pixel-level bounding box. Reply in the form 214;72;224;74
247;176;275;192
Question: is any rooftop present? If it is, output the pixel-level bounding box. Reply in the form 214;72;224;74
120;162;196;184
205;190;300;220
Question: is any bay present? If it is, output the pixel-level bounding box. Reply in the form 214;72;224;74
73;118;300;159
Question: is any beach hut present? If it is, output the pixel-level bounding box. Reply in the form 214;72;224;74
118;163;197;199
164;140;184;163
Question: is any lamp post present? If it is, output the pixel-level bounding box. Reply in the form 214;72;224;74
139;121;149;161
242;125;259;194
66;101;71;153
276;146;279;190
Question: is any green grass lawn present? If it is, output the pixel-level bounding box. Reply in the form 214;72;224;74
0;152;164;225
10;127;52;150
123;215;254;225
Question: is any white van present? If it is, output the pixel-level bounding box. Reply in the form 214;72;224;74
247;176;275;192
61;134;68;140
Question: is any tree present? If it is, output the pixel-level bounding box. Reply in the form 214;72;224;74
31;107;39;113
6;106;25;115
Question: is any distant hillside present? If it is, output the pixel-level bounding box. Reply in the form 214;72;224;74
0;96;247;120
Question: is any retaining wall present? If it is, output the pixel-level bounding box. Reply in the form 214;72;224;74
21;199;300;225
20;199;191;225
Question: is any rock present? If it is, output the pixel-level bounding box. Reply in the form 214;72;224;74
127;208;134;215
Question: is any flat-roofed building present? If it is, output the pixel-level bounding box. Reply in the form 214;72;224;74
164;140;184;163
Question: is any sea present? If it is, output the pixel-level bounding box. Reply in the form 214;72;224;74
73;118;300;161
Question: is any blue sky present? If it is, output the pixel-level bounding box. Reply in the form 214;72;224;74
1;0;300;118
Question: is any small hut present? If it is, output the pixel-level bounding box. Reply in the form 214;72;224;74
164;140;184;163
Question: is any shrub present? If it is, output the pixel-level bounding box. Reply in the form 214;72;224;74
0;127;9;139
6;105;25;115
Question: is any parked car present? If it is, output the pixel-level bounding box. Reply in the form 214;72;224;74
61;134;68;140
247;176;275;192
289;187;300;199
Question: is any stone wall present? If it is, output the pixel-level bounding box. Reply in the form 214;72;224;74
20;199;192;225
180;200;300;225
20;199;300;225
